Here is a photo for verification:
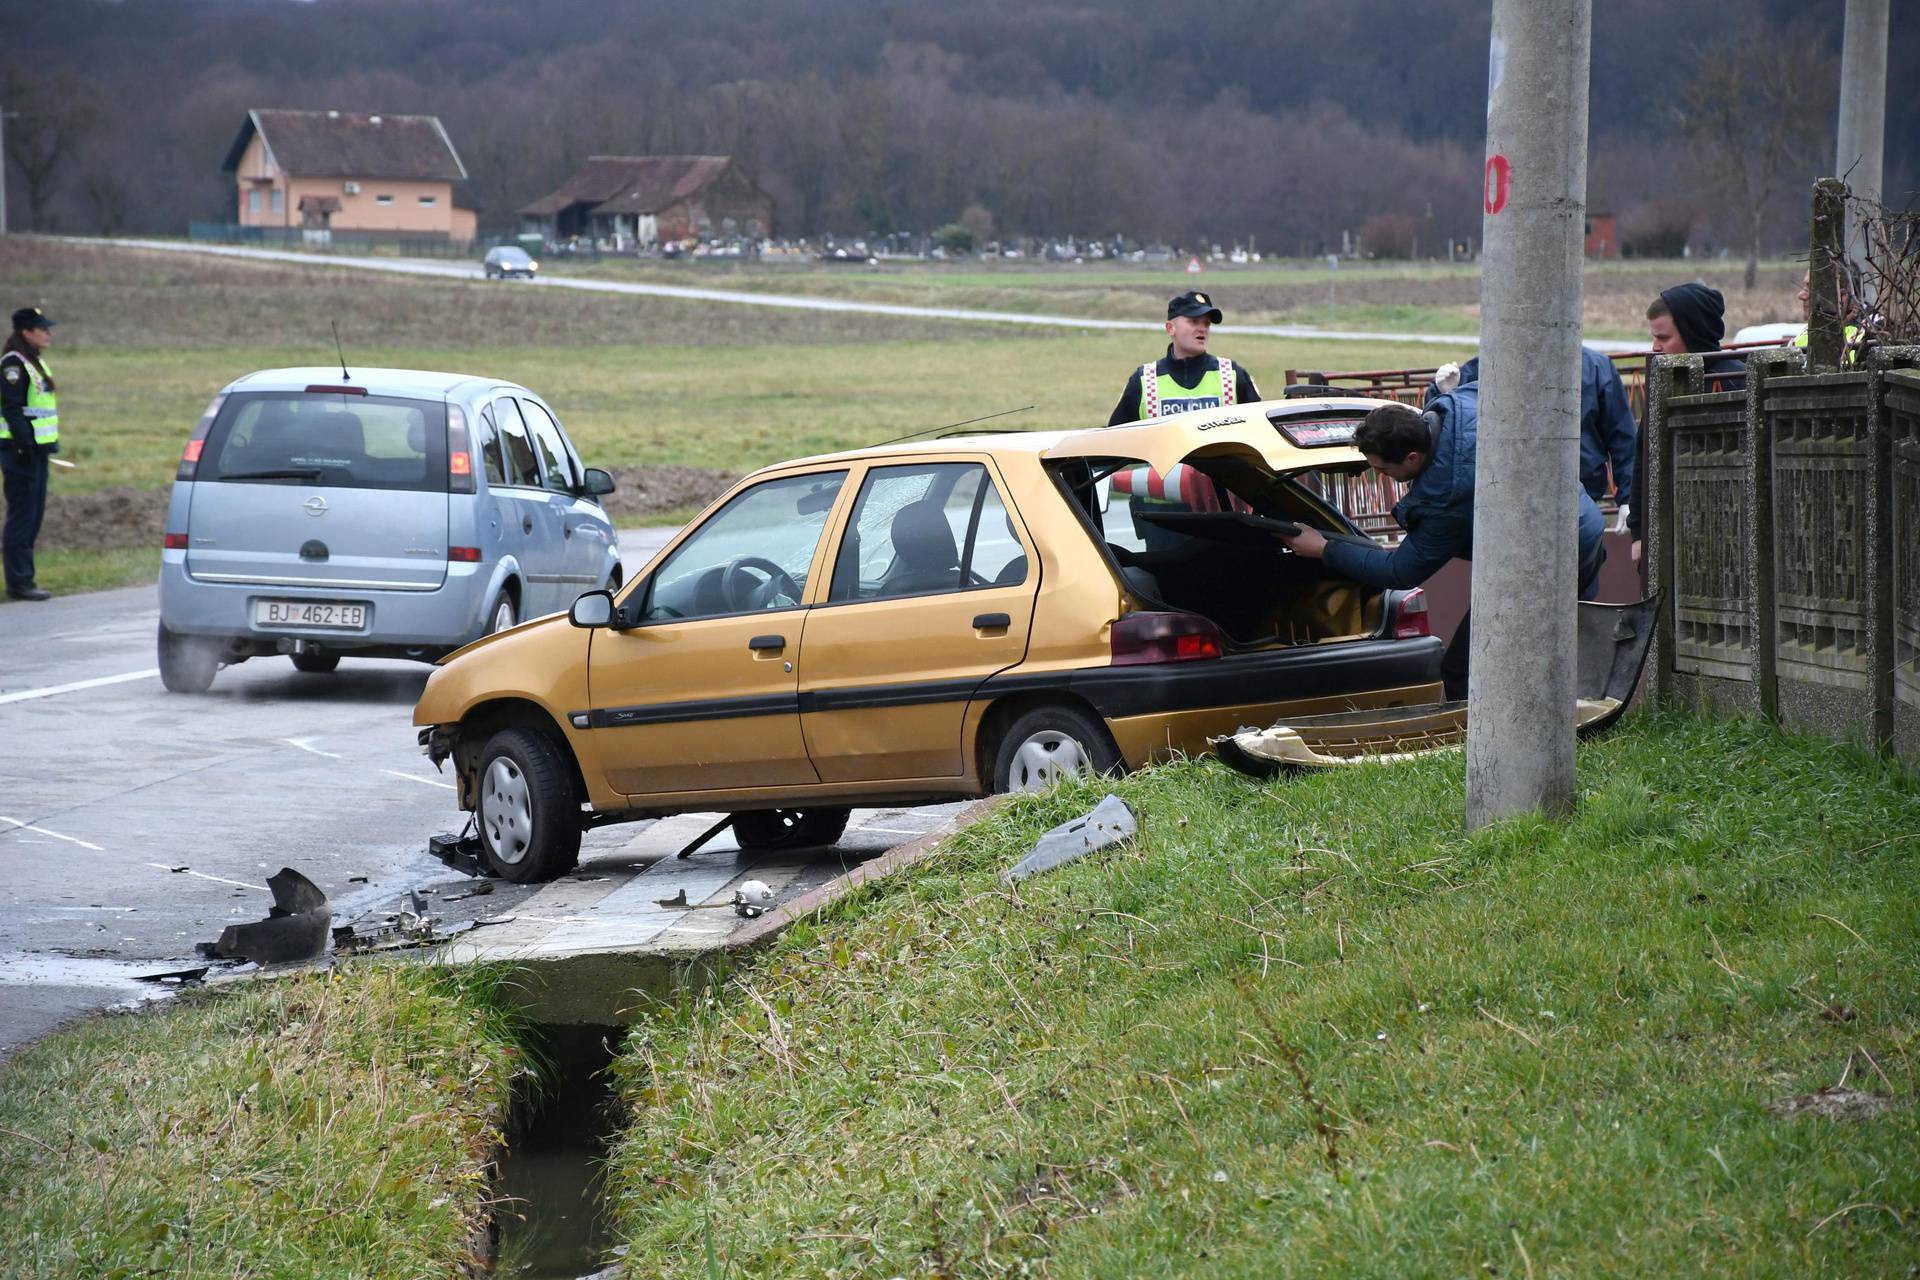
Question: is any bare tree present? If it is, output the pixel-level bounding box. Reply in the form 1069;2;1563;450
1;68;101;230
1674;34;1834;289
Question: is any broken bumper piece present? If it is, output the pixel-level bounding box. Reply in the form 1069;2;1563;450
1213;596;1658;778
196;867;331;965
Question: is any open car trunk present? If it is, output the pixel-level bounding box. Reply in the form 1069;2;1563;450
1044;402;1415;651
1211;595;1659;774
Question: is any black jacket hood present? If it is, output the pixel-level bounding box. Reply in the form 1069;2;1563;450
1660;282;1726;352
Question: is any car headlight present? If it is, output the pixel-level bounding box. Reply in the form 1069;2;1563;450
529;261;539;271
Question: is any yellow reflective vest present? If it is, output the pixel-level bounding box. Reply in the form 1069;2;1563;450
0;351;58;445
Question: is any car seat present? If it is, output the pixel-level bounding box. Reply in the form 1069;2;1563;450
881;500;961;596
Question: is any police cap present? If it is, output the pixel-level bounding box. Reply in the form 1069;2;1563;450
11;307;54;332
1167;291;1222;323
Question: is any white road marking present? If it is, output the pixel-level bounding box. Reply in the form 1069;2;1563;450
383;769;456;791
850;825;928;837
0;668;159;706
285;737;343;759
0;816;105;851
146;863;266;892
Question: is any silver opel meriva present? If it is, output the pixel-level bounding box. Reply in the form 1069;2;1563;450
157;367;620;693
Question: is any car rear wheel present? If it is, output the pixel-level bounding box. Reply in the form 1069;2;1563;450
475;728;581;883
730;807;851;852
487;590;517;635
157;623;220;694
290;649;340;674
992;704;1121;794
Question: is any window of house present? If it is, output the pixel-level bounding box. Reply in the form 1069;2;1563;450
271;189;283;214
375;194;394;206
248;189;261;214
418;195;437;206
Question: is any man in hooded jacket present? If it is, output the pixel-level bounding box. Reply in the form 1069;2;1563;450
1637;281;1743;558
1278;364;1606;701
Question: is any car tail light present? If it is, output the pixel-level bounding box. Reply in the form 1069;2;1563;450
449;546;482;562
175;393;226;480
164;532;188;550
1110;611;1224;665
447;404;477;494
1392;588;1431;638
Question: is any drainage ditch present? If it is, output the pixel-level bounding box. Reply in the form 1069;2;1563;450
493;1024;625;1279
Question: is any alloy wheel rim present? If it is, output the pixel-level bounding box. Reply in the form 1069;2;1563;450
1008;731;1091;792
481;757;532;864
492;599;515;633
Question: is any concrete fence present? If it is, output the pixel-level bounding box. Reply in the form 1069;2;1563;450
1647;344;1920;761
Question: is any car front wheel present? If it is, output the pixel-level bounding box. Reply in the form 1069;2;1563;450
157;623;220;694
991;704;1121;794
730;807;851;852
475;728;581;883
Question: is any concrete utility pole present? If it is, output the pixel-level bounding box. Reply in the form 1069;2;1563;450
1836;0;1888;225
1465;0;1592;830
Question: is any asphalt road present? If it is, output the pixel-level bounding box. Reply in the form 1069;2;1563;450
0;529;681;1058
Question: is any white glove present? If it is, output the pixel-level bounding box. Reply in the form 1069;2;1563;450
1433;362;1461;394
1612;503;1630;535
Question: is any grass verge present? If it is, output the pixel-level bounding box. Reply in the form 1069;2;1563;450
0;963;525;1278
603;713;1919;1277
10;545;160;598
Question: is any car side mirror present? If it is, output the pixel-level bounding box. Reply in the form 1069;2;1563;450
581;467;616;497
569;589;614;628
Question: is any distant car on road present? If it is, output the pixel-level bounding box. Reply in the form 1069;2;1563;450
413;401;1445;881
483;246;539;279
157;367;621;693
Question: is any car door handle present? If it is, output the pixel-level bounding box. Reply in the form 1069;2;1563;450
972;612;1011;630
562;521;575;539
748;634;786;652
521;516;534;534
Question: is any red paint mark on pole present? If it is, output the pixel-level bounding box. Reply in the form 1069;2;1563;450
1484;155;1511;214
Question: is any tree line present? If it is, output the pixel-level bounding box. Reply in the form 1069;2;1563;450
3;0;1910;266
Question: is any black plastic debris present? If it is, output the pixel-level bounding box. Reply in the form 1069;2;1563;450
134;965;210;986
196;868;331;965
429;831;489;878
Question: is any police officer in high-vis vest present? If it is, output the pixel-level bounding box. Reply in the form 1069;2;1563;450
2;307;60;601
1108;290;1261;426
1106;291;1262;546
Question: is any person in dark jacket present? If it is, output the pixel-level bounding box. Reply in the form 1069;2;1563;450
1429;349;1635;532
1279;372;1606;700
1;307;59;601
1637;281;1743;558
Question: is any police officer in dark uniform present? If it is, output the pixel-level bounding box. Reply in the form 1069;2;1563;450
2;307;60;601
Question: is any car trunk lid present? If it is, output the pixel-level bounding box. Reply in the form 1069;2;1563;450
184;389;452;591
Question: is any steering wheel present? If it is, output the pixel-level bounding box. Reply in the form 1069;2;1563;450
721;556;801;611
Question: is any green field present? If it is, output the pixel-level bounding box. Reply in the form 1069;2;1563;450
1;714;1911;1276
2;236;1805;597
7;236;1478;599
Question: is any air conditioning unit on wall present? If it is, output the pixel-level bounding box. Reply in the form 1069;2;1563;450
344;181;360;195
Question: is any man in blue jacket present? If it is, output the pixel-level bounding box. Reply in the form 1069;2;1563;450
1431;350;1635;529
1278;374;1606;701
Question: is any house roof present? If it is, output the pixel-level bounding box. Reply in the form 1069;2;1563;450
222;110;467;182
519;156;742;218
